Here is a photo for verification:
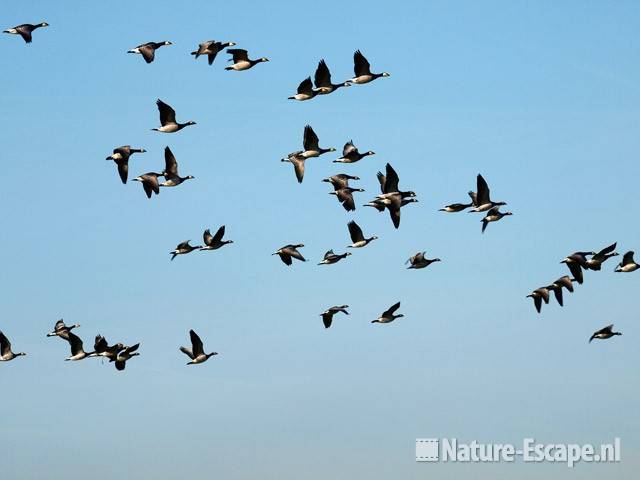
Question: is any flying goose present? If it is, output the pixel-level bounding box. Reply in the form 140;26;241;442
350;50;390;84
376;163;416;199
330;187;365;211
225;49;268;71
288;77;318;101
0;331;26;361
90;335;124;361
281;152;307;183
127;41;172;63
112;344;140;371
347;221;377;248
481;207;513;233
545;276;574;307
439;202;472;213
469;174;506;212
585;243;619;271
367;196;418;228
406;252;441;269
375;194;418;228
191;40;236;65
47;319;80;340
333;140;375;163
200;226;233;251
273;244;306;266
170;241;201;261
64;332;94;361
3;22;48;43
615;251;639;272
152;99;196;133
589;324;622;343
527;287;550;314
321;305;349;329
468;190;479;208
322;174;360;190
282;125;336;162
106;146;146;184
372;302;403;324
299;125;335;158
160;146;195;187
364;197;417;212
180;330;217;365
318;250;352;265
560;251;593;285
314;59;351;94
132;172;162;198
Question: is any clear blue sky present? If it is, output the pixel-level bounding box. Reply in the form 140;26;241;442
1;1;638;478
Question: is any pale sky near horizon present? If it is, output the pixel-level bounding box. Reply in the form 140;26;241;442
1;1;639;479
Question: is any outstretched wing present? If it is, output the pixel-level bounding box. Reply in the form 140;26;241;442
353;50;371;76
156;99;176;125
348;221;364;242
297;76;313;95
303;125;319;151
164;146;179;176
117;162;128;184
336;189;356;211
476;174;490;205
139;44;155;63
203;229;213;246
596;242;617;257
180;346;195;359
376;171;386;194
314;59;331;87
384;163;399;193
343;140;357;157
0;331;11;356
190;330;205;357
565;261;584;284
228;48;249;62
383;302;401;316
212;225;226;243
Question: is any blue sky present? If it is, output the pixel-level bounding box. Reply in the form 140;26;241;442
1;0;639;478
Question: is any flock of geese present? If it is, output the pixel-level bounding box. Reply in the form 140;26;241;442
0;320;216;367
1;21;634;368
524;242;638;343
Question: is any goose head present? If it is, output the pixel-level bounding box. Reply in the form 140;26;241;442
259;57;269;62
40;22;50;27
381;72;390;77
164;41;173;46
